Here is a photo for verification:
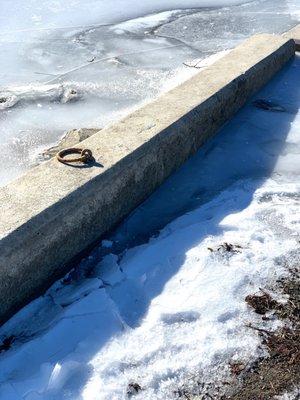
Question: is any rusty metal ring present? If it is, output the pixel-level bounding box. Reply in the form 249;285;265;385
57;148;93;164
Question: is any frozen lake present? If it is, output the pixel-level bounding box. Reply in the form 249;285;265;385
0;0;299;185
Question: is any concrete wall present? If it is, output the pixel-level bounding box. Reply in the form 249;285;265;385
283;23;300;50
0;34;296;324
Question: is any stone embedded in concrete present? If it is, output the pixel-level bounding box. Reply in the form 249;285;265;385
42;128;101;159
0;34;295;324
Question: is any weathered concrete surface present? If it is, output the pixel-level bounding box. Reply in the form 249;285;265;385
283;24;300;51
0;34;295;324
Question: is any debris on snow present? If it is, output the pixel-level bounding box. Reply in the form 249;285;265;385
253;99;287;113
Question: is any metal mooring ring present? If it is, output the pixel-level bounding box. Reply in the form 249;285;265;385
57;148;93;164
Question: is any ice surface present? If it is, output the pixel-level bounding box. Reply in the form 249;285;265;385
0;54;299;400
0;0;299;185
156;0;300;52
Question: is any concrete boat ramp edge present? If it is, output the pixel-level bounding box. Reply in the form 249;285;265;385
0;32;298;324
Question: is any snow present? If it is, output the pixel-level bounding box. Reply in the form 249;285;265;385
0;0;299;186
0;52;299;399
275;389;300;400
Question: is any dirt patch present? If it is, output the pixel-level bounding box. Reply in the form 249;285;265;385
228;327;300;400
245;289;282;315
175;265;300;400
226;268;300;400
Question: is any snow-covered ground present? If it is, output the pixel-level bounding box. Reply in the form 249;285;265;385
0;0;299;186
0;51;299;399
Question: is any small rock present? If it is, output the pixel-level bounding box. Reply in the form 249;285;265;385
230;362;245;376
61;88;79;103
127;382;142;397
42;128;100;159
